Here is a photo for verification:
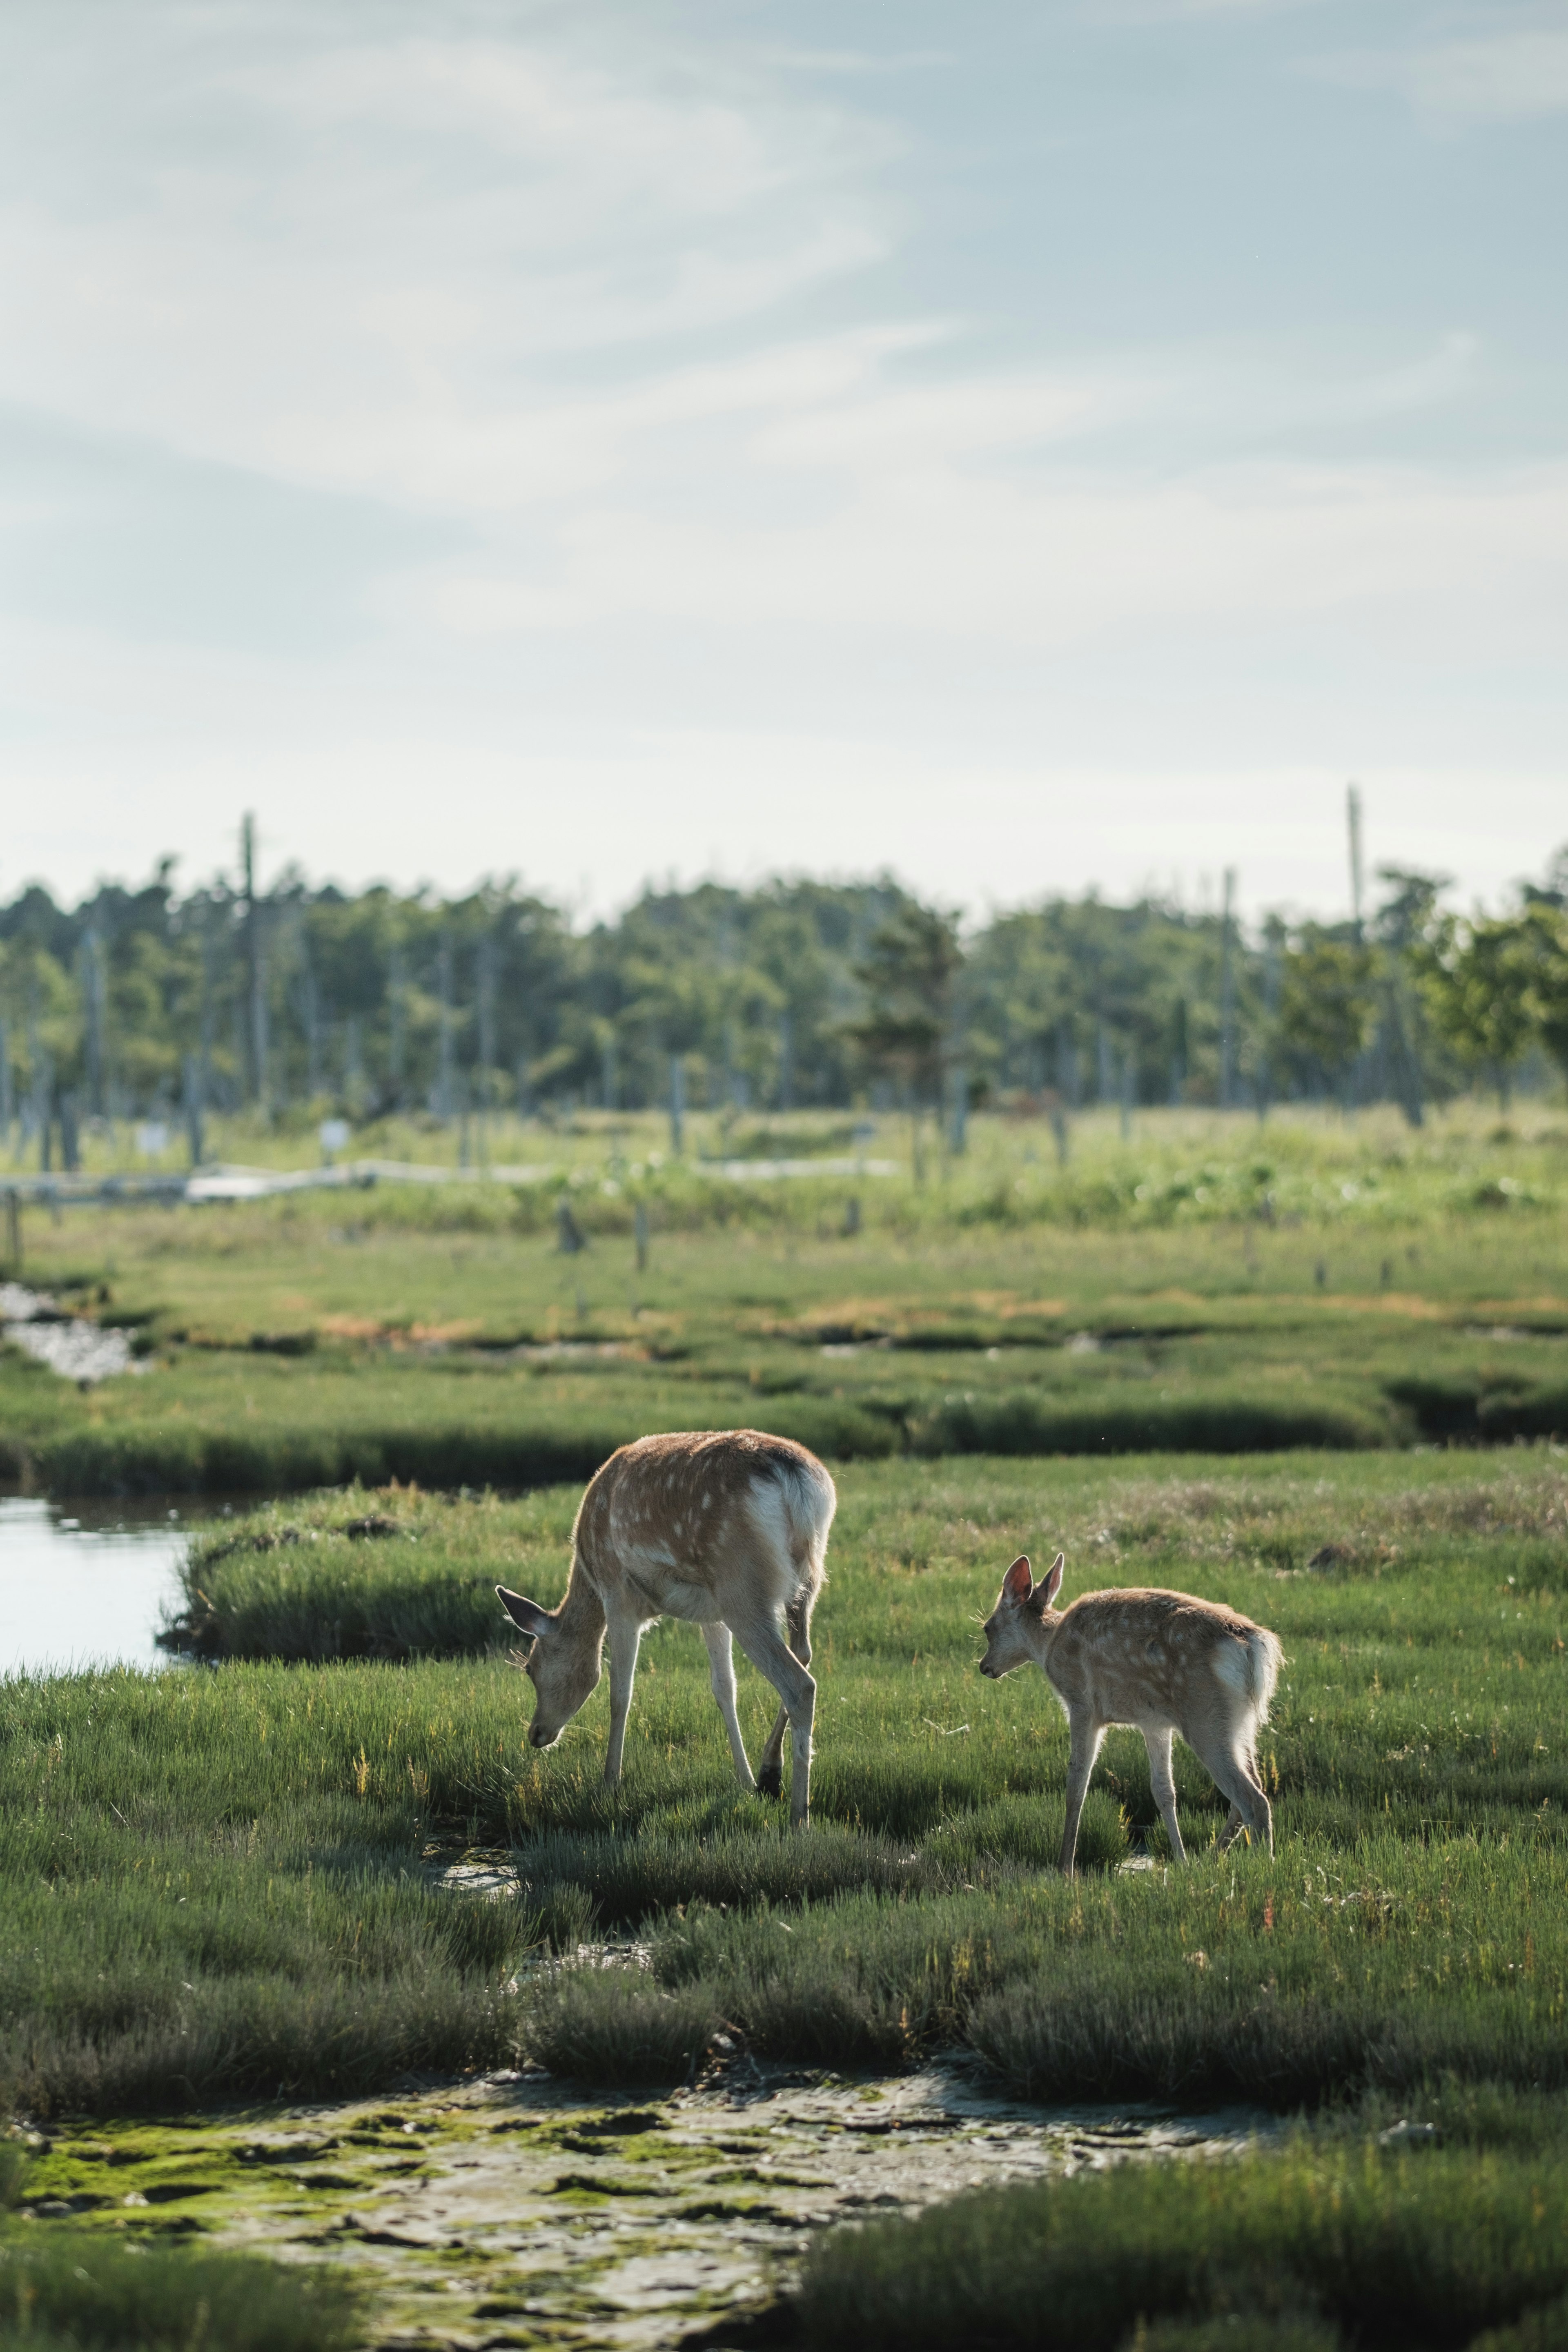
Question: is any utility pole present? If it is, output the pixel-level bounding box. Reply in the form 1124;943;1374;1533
242;813;267;1112
1347;783;1365;944
437;939;454;1122
1219;867;1236;1109
476;934;496;1168
82;928;106;1117
777;1011;793;1113
388;946;406;1111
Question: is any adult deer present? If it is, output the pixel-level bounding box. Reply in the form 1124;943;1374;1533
979;1552;1281;1873
497;1429;834;1827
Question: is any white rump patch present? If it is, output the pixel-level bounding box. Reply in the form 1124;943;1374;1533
1210;1641;1253;1697
1210;1630;1280;1722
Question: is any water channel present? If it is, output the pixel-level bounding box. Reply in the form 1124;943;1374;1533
0;1496;189;1677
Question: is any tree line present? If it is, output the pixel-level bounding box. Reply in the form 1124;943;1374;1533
2;825;1566;1166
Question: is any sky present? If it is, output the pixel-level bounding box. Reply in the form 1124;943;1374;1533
2;0;1565;925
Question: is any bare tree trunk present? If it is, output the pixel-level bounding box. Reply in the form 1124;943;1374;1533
1219;868;1236;1108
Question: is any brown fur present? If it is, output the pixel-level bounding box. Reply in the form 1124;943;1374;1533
980;1551;1282;1872
498;1429;835;1825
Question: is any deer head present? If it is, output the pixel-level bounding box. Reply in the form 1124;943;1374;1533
978;1552;1065;1678
496;1587;604;1748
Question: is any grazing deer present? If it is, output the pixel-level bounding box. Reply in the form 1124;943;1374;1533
979;1552;1281;1873
497;1429;834;1827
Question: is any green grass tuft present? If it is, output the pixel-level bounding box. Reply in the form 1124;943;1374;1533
0;2223;364;2351
789;2141;1568;2351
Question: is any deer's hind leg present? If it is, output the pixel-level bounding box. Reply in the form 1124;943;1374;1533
702;1621;757;1792
734;1607;816;1828
1193;1733;1273;1858
755;1592;813;1803
1142;1725;1187;1864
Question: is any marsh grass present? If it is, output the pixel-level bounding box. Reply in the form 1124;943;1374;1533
165;1451;1568;1662
4;1450;1568;2114
0;2143;362;2349
787;2135;1568;2351
0;2222;364;2350
549;1821;1566;2097
7;1102;1568;1502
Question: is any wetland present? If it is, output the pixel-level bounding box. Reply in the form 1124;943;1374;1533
3;1105;1568;2350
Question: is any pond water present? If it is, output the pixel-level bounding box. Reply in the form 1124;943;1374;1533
0;1497;190;1677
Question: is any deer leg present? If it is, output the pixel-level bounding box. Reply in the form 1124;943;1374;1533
733;1613;816;1829
1142;1726;1187;1864
603;1617;642;1788
1059;1717;1105;1876
702;1621;756;1792
755;1597;812;1802
1196;1737;1274;1858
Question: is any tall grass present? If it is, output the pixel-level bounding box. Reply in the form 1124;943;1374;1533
0;2139;363;2350
788;2139;1568;2350
0;2227;364;2350
7;1452;1566;2115
533;1824;1568;2099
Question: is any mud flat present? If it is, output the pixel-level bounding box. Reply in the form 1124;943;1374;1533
13;2065;1270;2349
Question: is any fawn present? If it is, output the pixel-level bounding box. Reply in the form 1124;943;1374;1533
980;1551;1282;1872
497;1428;835;1827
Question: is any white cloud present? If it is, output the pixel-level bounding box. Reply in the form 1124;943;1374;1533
0;1;1563;919
1314;24;1568;124
427;439;1568;661
0;11;892;483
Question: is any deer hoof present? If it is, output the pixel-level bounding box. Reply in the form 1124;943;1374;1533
755;1762;783;1800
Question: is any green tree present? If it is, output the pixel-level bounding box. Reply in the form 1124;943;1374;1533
1416;913;1536;1107
1276;930;1376;1101
849;903;964;1174
1519;903;1568;1090
1371;867;1450;1127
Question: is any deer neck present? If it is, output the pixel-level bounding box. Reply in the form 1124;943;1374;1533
557;1556;608;1658
1030;1605;1064;1666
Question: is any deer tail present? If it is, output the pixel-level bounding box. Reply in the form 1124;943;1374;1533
1212;1625;1283;1727
758;1449;837;1577
1243;1627;1283;1726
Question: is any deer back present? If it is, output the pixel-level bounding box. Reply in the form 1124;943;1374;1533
575;1429;835;1624
1043;1588;1279;1739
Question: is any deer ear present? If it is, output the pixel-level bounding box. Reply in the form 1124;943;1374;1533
1040;1553;1065;1607
1002;1556;1032;1606
496;1587;552;1640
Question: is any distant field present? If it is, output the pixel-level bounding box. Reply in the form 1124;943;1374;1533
3;1104;1567;1493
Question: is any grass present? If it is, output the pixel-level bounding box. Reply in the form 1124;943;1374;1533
5;1450;1567;2120
0;2140;364;2352
785;2110;1568;2351
3;1113;1567;2346
4;1104;1568;1495
0;2231;364;2352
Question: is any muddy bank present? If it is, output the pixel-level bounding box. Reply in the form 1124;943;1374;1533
13;2062;1273;2349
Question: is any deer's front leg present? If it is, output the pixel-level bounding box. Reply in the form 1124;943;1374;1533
1059;1716;1105;1876
702;1621;756;1791
604;1617;642;1787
